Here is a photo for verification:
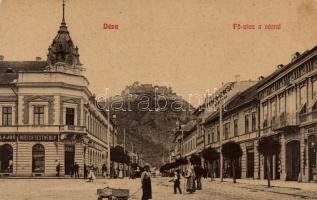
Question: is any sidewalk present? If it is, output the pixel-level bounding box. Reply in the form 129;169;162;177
203;178;317;199
211;178;317;191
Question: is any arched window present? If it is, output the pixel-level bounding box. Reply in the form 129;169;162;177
0;144;13;173
32;144;45;173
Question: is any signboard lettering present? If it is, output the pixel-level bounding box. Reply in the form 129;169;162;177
18;134;58;142
0;134;17;142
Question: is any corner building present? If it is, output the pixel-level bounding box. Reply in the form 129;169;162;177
0;10;114;177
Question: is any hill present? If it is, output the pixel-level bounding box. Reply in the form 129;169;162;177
108;82;194;167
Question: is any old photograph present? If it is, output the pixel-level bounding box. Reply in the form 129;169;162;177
1;0;317;199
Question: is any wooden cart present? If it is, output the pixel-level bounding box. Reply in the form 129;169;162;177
97;187;129;200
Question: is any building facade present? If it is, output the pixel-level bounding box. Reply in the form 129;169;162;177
168;46;317;183
0;6;115;177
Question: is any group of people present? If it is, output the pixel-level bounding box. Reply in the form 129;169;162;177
140;164;204;200
170;164;204;195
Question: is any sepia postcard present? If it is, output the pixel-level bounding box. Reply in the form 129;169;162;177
1;0;317;199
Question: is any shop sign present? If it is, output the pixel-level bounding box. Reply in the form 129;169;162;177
18;134;58;142
0;134;17;142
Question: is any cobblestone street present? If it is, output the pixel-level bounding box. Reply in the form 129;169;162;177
2;177;317;200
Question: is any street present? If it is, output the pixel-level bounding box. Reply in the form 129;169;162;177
1;177;317;200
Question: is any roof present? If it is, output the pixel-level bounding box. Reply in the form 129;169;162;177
256;46;317;92
0;61;47;84
173;120;197;142
224;81;260;112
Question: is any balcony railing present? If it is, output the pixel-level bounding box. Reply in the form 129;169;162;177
59;125;86;134
196;135;204;145
272;112;298;132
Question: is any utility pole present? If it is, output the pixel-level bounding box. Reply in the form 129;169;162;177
123;128;126;152
107;109;111;178
219;101;224;182
123;128;126;177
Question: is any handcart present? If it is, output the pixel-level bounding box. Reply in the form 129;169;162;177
97;187;129;200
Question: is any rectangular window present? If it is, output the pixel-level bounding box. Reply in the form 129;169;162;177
211;128;215;142
34;106;44;125
208;133;211;144
217;126;220;141
279;96;285;114
263;103;268;120
2;107;12;126
224;123;230;140
313;80;317;99
245;115;249;133
252;112;256;132
300;85;307;105
234;119;238;136
271;100;277;118
66;108;75;125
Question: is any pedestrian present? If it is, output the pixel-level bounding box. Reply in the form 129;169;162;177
141;165;152;200
84;164;88;179
70;164;74;178
56;162;60;177
194;164;203;190
171;170;182;194
185;165;196;193
74;162;79;178
102;164;107;178
88;165;96;182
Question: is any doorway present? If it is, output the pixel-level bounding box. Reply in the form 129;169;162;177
286;140;300;181
246;148;254;178
0;144;13;173
64;145;75;175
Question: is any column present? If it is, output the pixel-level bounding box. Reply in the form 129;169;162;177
301;131;309;182
241;143;247;178
272;155;276;180
280;134;286;181
75;143;84;177
260;154;264;179
54;96;60;125
254;140;260;179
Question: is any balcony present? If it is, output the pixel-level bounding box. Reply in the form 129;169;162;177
196;135;204;146
298;110;317;124
59;125;86;134
272;112;299;133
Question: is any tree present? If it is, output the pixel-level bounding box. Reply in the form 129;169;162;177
202;147;219;180
257;136;280;187
176;157;188;166
222;141;243;183
189;154;201;165
110;145;130;164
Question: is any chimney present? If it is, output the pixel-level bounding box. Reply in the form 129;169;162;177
277;64;284;69
36;57;42;61
258;76;264;81
0;55;4;61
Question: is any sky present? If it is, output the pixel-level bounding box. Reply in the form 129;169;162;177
1;0;317;106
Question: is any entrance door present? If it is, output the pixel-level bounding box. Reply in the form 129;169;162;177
247;149;254;178
264;156;273;179
286;140;300;181
0;144;13;173
64;145;75;175
308;135;316;181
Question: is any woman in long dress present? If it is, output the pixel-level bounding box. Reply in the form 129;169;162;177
185;165;196;193
88;165;96;182
141;165;152;200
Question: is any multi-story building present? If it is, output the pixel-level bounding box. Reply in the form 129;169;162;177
0;4;115;177
167;46;317;183
258;48;317;182
203;82;261;179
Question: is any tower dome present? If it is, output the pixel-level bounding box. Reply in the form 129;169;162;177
47;1;81;67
